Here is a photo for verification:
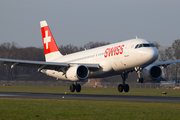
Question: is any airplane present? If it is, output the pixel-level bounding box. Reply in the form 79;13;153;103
0;20;180;93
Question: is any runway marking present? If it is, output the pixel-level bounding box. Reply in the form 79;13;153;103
0;94;20;97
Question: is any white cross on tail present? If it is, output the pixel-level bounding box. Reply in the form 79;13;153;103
44;30;51;49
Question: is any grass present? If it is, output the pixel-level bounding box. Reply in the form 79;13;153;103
0;86;180;119
0;86;180;97
0;98;180;120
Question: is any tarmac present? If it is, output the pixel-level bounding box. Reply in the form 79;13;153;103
0;92;180;103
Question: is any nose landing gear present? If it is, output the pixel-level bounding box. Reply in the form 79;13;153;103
135;67;144;83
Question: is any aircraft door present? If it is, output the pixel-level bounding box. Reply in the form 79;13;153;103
124;42;131;57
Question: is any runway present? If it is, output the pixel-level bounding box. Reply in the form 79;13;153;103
0;92;180;103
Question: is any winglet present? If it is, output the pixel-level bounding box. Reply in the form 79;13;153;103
40;20;63;61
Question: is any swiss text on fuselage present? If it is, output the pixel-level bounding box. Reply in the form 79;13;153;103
104;45;124;58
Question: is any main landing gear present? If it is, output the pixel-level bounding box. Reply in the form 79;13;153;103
70;82;81;92
118;72;130;92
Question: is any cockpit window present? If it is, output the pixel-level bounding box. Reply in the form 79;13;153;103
135;44;139;48
139;44;143;48
135;43;155;49
143;44;150;47
150;44;155;47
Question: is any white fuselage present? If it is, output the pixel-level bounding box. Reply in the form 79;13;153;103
42;38;159;81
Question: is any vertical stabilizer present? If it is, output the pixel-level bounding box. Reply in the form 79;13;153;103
40;20;63;61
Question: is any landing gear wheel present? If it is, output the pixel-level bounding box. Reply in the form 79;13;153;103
70;84;75;92
137;78;140;83
76;84;81;92
140;78;144;83
124;84;129;92
118;84;123;92
137;78;143;83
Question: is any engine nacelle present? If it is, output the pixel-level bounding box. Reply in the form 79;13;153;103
66;65;89;81
141;65;162;81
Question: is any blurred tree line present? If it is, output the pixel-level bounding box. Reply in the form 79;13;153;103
158;39;180;82
0;41;109;79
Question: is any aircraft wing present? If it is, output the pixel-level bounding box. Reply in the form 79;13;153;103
0;58;100;71
151;59;180;68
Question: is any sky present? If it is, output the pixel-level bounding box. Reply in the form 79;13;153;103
0;0;180;48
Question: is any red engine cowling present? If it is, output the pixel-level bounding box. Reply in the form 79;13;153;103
141;65;162;81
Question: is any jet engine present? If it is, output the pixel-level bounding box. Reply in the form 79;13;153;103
140;65;162;81
66;65;89;81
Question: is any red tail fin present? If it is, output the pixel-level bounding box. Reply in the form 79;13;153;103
40;20;63;61
40;21;59;54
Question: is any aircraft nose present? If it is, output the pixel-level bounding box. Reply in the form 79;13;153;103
147;47;159;62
